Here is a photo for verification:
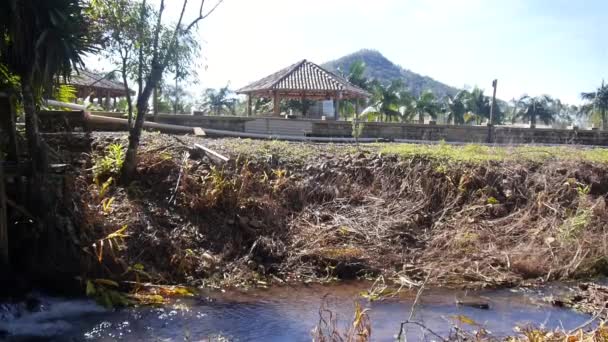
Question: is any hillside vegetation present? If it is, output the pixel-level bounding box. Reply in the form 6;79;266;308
323;49;459;98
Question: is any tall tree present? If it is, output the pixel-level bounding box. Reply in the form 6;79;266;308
338;60;370;119
120;0;223;182
442;90;469;125
515;95;557;128
87;0;146;127
369;79;404;122
581;81;608;130
198;86;233;116
411;91;440;124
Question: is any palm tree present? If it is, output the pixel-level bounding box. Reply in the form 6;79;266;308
0;0;94;200
464;87;491;125
369;80;404;122
199;86;234;116
344;60;369;90
443;90;469;125
581;81;608;130
398;90;416;123
411;91;440;124
338;60;370;119
515;95;557;128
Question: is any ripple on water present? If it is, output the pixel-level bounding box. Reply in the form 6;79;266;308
0;283;595;341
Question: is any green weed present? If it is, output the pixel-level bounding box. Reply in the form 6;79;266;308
378;143;608;164
559;209;591;241
94;143;125;181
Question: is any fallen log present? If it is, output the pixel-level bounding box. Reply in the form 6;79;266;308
86;113;206;136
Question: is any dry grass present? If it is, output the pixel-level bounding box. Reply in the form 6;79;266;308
68;134;608;290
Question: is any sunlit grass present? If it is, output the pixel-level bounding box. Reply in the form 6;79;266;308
378;142;608;163
212;138;608;164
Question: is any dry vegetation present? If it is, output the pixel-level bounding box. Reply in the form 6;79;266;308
59;133;608;292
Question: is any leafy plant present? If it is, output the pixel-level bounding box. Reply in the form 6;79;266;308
101;197;115;213
98;176;114;198
53;84;77;104
94;143;125;181
88;225;129;263
85;278;132;308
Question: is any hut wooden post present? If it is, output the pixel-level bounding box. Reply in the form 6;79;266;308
273;91;280;116
104;91;111;110
334;98;340;121
247;95;252;117
0;157;8;268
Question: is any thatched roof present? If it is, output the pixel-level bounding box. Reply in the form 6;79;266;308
237;60;370;100
67;69;134;97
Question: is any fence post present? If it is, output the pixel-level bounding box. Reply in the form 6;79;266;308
488;79;498;143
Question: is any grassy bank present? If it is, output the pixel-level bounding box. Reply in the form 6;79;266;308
58;134;608;293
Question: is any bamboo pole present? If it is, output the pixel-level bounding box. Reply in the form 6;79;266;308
0;155;8;268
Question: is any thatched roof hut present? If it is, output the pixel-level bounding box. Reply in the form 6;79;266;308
237;59;370;117
66;70;134;109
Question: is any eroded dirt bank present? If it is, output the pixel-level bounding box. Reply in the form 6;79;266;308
44;133;608;291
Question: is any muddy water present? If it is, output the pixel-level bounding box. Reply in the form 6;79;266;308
0;282;592;341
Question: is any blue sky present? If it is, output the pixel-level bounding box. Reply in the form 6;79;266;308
85;0;607;103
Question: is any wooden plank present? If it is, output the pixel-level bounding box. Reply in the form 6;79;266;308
193;144;230;163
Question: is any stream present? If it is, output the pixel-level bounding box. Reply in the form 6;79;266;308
0;282;592;341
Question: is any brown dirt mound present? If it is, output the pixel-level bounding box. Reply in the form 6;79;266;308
65;134;608;289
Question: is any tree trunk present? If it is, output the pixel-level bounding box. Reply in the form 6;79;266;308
122;58;134;129
22;79;49;219
419;112;424;124
22;81;47;175
0;155;8;269
602;109;607;131
153;86;158;115
174;77;179;114
0;95;18;162
121;68;162;183
530;114;536;129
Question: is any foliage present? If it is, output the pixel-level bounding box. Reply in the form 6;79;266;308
86;224;129;265
442;90;469;125
324;49;457;98
52;84;77;104
0;0;96;86
410;90;440;123
367;79;409;122
514;95;558;128
94;143;126;181
283;98;315;116
581;81;608;130
197;85;235;115
379;142;608;164
86;278;132;308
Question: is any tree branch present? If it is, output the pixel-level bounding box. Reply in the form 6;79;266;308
137;0;147;99
151;0;166;67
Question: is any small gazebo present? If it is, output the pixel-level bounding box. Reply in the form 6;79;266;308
66;69;134;110
237;59;370;118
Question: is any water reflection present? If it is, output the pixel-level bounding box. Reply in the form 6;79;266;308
0;282;593;341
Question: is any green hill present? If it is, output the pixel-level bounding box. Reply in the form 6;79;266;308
323;49;459;98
